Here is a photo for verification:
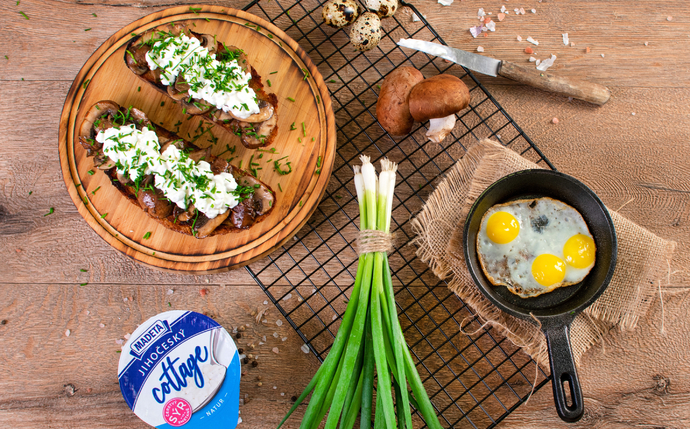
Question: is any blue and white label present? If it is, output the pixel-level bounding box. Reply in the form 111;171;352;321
118;310;240;428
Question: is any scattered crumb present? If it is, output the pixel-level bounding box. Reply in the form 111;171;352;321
477;46;485;52
552;117;559;124
524;46;534;54
497;12;506;21
65;329;71;337
200;288;209;297
272;347;280;354
570;42;575;47
257;382;263;387
585;46;591;54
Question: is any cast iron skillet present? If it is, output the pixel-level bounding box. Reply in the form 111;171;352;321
463;169;617;422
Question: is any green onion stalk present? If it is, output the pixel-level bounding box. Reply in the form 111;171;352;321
278;156;442;429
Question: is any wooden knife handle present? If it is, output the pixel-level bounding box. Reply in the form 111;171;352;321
498;60;611;105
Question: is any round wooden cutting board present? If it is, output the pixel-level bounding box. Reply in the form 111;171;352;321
59;5;336;273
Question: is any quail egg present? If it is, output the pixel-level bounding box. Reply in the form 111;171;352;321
322;0;360;28
350;12;382;52
366;0;398;18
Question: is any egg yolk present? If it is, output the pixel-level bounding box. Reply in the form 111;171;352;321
532;254;566;286
486;212;520;244
563;234;596;269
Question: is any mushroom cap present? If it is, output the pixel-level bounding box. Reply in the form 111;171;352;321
408;74;470;122
375;66;424;136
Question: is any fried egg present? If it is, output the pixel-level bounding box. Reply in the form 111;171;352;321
476;197;596;298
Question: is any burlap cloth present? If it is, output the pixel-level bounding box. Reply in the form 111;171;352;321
410;139;676;366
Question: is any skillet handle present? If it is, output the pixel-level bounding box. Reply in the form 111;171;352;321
544;324;584;422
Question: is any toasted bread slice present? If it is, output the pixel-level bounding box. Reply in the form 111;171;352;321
124;21;278;149
78;100;276;238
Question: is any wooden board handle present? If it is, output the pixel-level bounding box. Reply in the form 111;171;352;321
498;60;611;105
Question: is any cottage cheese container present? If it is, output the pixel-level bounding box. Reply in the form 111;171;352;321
118;310;241;428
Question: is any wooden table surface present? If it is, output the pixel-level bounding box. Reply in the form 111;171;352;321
1;0;689;428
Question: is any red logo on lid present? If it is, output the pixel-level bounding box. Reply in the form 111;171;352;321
162;397;192;426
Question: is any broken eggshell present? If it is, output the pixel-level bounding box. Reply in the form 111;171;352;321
350;12;382;51
366;0;398;18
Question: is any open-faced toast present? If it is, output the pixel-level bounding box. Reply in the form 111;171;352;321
78;100;276;238
124;21;278;149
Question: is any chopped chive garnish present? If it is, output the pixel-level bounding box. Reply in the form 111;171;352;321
298;137;302;143
100;213;108;219
315;169;321;174
92;13;97;17
290;122;296;130
278;183;283;192
239;160;243;169
267;79;271;87
329;79;336;83
302;68;310;80
311;137;315;142
28;191;32;195
287;97;295;102
270;71;278;74
91;186;101;195
19;11;29;19
268;34;274;39
317;156;322;168
44;207;54;216
80;269;88;272
4;55;7;60
190;6;201;14
316;95;321;104
205;17;210;22
137;86;141;92
168;302;171;307
299;200;303;207
376;84;382;90
160;101;165;106
81;282;88;286
82;79;90;89
301;121;306;137
143;231;152;240
87;170;94;175
85;28;92;32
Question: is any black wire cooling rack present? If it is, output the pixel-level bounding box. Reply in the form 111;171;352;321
243;1;553;427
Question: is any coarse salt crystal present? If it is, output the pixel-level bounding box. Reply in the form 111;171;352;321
437;0;453;5
514;8;520;14
562;33;569;46
263;300;268;305
282;293;292;301
272;386;277;390
644;41;649;46
123;297;128;302
485;21;496;31
526;36;539;45
99;323;105;328
124;333;131;339
498;12;506;21
262;335;267;342
536;54;557;71
478;8;486;19
667;16;673;21
116;339;124;345
570;42;575;47
529;56;537;62
601;53;605;58
332;314;338;321
273;332;279;338
470;26;483;38
476;46;485;52
65;329;71;337
276;320;283;326
519;8;526;14
531;8;536;13
262;319;267;324
500;5;506;13
281;392;285;396
411;12;426;22
85;310;90;316
282;337;288;342
301;344;310;353
632;112;636;116
272;347;279;354
167;289;174;295
517;35;523;41
259;341;264;345
535;59;541;66
552;117;559;124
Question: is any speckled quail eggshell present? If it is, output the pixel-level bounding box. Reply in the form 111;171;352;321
350;12;382;52
322;0;360;28
367;0;398;18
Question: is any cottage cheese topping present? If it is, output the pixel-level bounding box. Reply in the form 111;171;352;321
96;125;248;219
145;33;260;120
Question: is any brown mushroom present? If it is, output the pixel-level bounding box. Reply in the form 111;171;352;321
125;44;150;76
78;100;121;155
212;99;275;124
230;113;278;149
195;210;230;238
408;74;470;143
136;176;173;219
375;66;424;136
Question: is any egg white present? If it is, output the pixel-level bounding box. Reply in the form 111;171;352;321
476;197;595;298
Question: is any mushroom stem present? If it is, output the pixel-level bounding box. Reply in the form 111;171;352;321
426;115;456;143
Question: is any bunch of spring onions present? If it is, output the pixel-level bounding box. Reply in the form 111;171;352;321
278;156;442;429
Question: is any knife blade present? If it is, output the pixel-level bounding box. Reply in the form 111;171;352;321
397;38;500;77
396;38;610;105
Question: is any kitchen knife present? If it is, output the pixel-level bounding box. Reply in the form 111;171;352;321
397;39;610;106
